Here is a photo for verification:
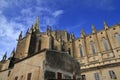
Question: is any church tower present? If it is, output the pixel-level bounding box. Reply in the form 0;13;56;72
28;17;41;55
15;17;40;59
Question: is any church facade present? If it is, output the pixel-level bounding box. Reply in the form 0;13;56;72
0;17;120;80
0;17;81;80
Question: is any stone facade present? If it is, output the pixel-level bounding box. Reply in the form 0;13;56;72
72;23;120;80
0;17;120;80
0;17;80;80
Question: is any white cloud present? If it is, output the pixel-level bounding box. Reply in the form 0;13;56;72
52;10;64;17
0;0;9;9
0;12;26;60
21;8;32;16
19;7;64;31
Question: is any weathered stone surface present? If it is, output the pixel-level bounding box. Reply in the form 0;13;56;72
46;50;80;75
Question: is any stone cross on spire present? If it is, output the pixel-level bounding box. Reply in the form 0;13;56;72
80;29;86;38
92;24;96;33
104;21;109;30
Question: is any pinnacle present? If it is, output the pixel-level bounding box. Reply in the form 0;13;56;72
104;21;108;30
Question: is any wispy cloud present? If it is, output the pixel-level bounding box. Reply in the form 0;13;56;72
52;10;64;17
97;0;114;10
0;0;9;9
0;12;26;59
82;0;115;10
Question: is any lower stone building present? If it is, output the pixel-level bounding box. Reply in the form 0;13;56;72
0;49;80;80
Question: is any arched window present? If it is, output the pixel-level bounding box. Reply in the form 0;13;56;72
102;38;108;51
115;33;120;46
94;73;100;80
109;70;117;79
81;75;86;80
80;45;83;57
90;41;96;54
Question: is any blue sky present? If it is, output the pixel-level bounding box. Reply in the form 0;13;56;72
0;0;120;59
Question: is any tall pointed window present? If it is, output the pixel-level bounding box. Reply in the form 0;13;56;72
102;38;108;51
94;73;100;80
15;76;18;80
115;33;120;46
80;45;83;57
38;40;41;51
90;41;96;54
68;48;71;55
50;37;54;49
81;75;86;80
109;70;117;79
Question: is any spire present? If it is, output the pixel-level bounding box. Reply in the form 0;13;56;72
92;24;96;33
2;52;7;60
104;21;109;30
18;31;22;40
70;33;74;41
10;48;15;58
33;16;40;32
71;33;75;39
46;25;52;36
80;29;85;38
26;28;29;35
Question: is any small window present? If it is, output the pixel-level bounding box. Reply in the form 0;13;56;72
81;75;86;80
102;38;108;51
57;72;62;79
27;73;32;80
73;75;76;80
115;33;120;46
80;45;83;57
90;41;96;54
113;28;116;30
94;73;100;80
15;76;18;80
109;70;117;79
